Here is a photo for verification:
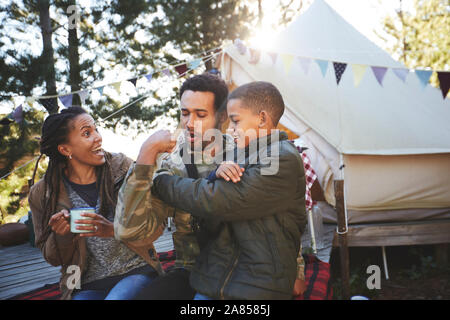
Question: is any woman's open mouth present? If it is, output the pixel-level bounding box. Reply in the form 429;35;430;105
92;146;104;157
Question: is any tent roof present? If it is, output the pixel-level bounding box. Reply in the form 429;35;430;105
223;0;450;155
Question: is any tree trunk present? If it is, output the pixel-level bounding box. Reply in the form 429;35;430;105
38;0;58;114
65;0;82;105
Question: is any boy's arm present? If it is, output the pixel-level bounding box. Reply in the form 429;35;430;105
153;150;305;222
114;163;174;242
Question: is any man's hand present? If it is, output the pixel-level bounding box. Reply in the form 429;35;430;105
216;161;245;183
136;130;177;165
293;278;306;297
48;210;71;236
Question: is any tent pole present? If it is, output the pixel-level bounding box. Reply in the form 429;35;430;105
335;179;350;299
381;246;389;280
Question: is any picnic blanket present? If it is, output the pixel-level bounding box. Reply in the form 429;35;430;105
10;250;332;300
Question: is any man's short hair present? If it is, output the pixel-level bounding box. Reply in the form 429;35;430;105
228;81;285;125
179;73;229;112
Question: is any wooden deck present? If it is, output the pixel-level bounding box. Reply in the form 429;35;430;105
0;226;175;300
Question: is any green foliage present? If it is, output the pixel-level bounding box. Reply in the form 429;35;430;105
379;0;450;87
0;155;48;225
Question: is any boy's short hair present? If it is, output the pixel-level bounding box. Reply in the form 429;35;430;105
228;81;285;125
179;73;229;112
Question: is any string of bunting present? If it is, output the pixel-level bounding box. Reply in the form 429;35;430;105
234;40;450;99
0;50;220;181
1;47;223;126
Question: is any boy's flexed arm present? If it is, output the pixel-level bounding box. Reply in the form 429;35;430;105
153;148;305;222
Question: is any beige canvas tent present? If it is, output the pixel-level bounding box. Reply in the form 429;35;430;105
218;0;450;227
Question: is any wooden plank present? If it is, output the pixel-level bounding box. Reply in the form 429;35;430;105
332;220;450;247
0;266;60;288
0;261;59;280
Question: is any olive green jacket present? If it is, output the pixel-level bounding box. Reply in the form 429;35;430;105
153;131;307;300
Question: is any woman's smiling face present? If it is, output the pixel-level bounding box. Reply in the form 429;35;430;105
58;113;105;166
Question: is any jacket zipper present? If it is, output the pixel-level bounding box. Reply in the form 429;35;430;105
219;247;240;300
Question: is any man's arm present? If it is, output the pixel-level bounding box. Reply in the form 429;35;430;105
114;129;177;242
153;149;305;222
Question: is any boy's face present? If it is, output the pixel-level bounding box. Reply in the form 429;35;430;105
180;90;217;150
227;98;261;149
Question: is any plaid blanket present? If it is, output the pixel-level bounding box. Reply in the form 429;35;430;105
295;254;333;300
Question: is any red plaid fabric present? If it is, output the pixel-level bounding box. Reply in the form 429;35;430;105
295;254;333;300
294;144;318;211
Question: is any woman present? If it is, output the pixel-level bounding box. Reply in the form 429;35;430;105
28;107;164;300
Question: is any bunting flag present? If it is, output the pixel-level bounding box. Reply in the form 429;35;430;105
268;52;278;65
112;82;122;95
234;39;247;55
78;90;89;105
352;64;367;87
97;86;104;95
11;105;23;123
128;78;138;87
392;68;409;82
162;68;171;77
315;59;329;78
59;94;73;108
144;73;153;82
333;62;347;85
39;98;58;111
298;57;311;75
175;64;188;76
281;54;294;75
248;48;261;64
437;71;450;98
188;59;202;70
371;66;388;86
415;70;432;88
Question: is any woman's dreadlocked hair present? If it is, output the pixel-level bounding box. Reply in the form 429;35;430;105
36;107;116;248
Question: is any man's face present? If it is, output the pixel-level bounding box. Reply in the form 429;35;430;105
227;98;261;149
180;90;217;150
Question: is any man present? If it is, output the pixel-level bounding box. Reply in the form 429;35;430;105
151;81;307;299
114;73;232;299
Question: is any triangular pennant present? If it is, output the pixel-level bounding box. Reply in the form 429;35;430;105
144;73;153;82
78;90;89;105
352;64;367;87
188;59;202;70
12;105;23;123
315;59;328;77
234;39;247;55
415;70;432;88
248;48;261;64
59;94;73;108
112;82;122;94
97;86;104;95
281;54;294;75
268;52;278;65
392;68;409;82
371;66;388;86
437;71;450;99
175;64;188;76
298;57;311;74
128;78;138;87
333;62;347;85
38;98;58;111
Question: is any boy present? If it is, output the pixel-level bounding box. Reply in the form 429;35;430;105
152;81;307;299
